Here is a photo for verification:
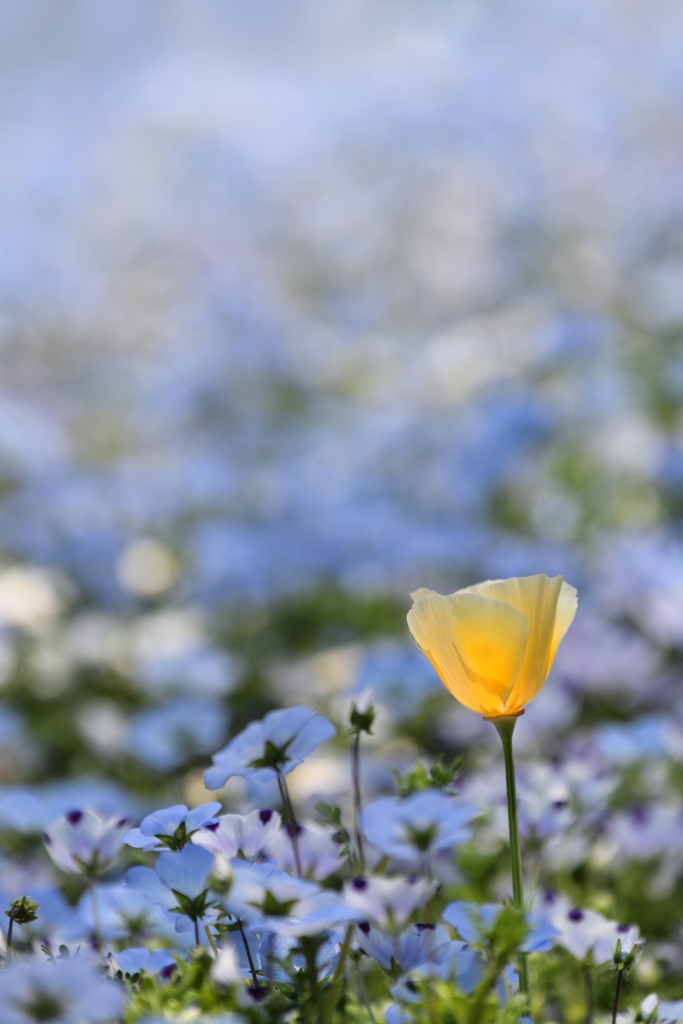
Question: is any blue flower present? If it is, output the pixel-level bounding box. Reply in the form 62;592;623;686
126;845;215;934
0;958;125;1024
357;921;469;977
107;947;177;980
128;698;228;772
204;706;335;789
124;802;221;852
362;790;479;861
442;901;558;954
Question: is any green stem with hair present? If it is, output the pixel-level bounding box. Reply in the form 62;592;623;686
489;714;531;1005
278;775;303;876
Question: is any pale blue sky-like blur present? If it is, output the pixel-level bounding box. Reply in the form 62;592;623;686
1;0;683;607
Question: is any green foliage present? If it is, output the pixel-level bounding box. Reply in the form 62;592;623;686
391;755;464;797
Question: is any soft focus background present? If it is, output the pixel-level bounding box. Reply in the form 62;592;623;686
2;0;683;975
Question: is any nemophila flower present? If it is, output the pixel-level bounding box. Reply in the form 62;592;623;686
534;892;619;964
43;809;129;877
264;822;342;879
192;808;281;860
218;858;357;938
655;998;683;1024
361;789;479;861
252;889;359;938
258;930;341;981
357;921;468;977
607;804;683;862
0;958;124;1024
77;882;170;941
443;902;558;953
128;697;228;771
221;860;319;925
204;706;335;789
126;845;215;935
407;574;577;717
343;876;438;928
124;802;221;852
107;947;176;980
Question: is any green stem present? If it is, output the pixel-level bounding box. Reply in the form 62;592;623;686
305;942;319;1024
277;775;303;876
352;730;365;875
489;714;531;1005
323;923;355;1024
88;881;101;953
612;968;623;1024
584;964;594;1024
6;914;13;964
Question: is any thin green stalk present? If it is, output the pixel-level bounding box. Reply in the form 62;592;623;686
238;920;260;990
305;942;320;1024
6;914;13;964
489;714;531;1004
323;922;355;1024
584;964;594;1024
352;730;365;874
88;881;101;953
277;775;303;876
612;968;624;1024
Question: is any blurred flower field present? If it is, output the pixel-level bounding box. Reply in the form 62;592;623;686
2;1;683;1021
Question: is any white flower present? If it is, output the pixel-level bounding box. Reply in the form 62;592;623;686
534;892;619;964
192;808;281;860
204;706;335;789
264;822;342;879
43;809;129;877
343;876;438;928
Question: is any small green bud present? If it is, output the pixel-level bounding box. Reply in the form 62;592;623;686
5;896;39;925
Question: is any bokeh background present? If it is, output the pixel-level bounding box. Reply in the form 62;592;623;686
2;0;683;965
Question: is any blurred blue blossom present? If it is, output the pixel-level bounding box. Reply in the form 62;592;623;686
204;706;335;789
128;698;228;772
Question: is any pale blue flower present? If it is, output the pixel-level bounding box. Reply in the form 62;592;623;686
362;790;479;860
204;706;335;789
107;947;176;979
357;921;468;976
124;802;221;852
129;698;228;771
77;882;170;941
126;845;215;934
0;958;124;1024
443;901;558;954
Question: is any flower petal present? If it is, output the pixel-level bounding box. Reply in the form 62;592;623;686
464;574;565;711
408;591;529;715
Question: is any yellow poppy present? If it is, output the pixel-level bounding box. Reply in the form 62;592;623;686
407;574;577;718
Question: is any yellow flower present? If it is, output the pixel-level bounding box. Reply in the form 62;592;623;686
406;574;577;718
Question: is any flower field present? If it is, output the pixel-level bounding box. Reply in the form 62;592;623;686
2;1;683;1021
